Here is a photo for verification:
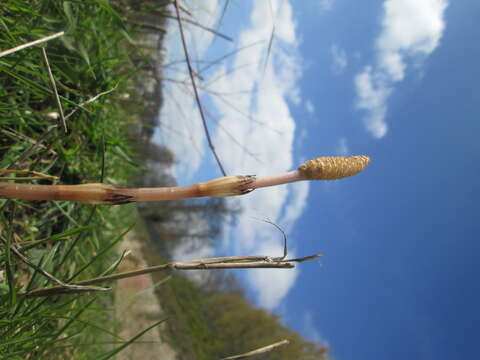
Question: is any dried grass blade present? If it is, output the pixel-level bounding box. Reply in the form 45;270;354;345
221;339;290;360
0;31;65;58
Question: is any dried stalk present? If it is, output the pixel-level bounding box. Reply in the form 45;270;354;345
0;31;64;58
19;254;322;298
64;85;118;120
0;169;58;182
173;0;227;176
0;156;370;204
41;47;67;133
221;339;290;360
165;13;233;42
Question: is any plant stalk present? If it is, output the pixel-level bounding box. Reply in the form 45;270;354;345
0;155;370;205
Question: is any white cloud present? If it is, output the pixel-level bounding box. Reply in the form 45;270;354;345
354;67;390;138
331;44;348;73
377;0;448;56
158;0;307;310
302;311;328;345
305;99;315;114
319;0;334;11
354;0;449;138
280;181;310;232
248;267;298;309
336;137;350;156
246;240;298;309
211;0;304;309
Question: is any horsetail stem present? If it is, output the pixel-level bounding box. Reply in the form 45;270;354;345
0;155;370;205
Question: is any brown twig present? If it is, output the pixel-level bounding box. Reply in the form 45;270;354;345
0;177;52;181
221;339;290;360
0;31;64;58
173;0;227;176
41;47;67;133
164;13;233;42
17;253;326;298
199;40;264;76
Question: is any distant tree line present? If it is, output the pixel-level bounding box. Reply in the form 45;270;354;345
162;273;330;360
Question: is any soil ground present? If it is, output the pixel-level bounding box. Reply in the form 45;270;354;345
114;232;178;360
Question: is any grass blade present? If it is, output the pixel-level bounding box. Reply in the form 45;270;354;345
98;318;167;360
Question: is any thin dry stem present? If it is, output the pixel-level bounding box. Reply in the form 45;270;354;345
0;31;65;58
17;254;326;298
0;169;58;182
221;339;290;360
41;47;67;133
165;13;233;42
173;0;227;176
64;85;118;120
0;177;51;181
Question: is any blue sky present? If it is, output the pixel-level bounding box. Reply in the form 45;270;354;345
155;1;479;359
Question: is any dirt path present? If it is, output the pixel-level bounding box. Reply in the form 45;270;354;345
114;232;178;360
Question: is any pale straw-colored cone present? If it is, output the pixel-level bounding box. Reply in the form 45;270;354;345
298;155;371;180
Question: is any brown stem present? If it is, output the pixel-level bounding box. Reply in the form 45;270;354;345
20;256;295;297
0;176;254;204
18;254;322;298
173;0;227;176
0;156;370;205
251;170;303;189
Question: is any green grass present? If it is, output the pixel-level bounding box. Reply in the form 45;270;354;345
0;1;165;358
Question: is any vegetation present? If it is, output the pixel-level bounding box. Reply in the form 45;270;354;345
0;0;165;358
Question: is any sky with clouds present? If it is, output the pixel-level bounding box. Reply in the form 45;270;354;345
155;1;480;359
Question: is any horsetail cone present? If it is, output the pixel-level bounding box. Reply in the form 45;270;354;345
298;155;371;180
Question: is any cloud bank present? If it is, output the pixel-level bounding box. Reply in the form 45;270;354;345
354;0;449;138
158;0;308;309
210;0;307;309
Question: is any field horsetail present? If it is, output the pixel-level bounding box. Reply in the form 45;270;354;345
0;155;370;205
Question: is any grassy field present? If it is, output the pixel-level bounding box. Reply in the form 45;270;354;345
0;1;166;358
